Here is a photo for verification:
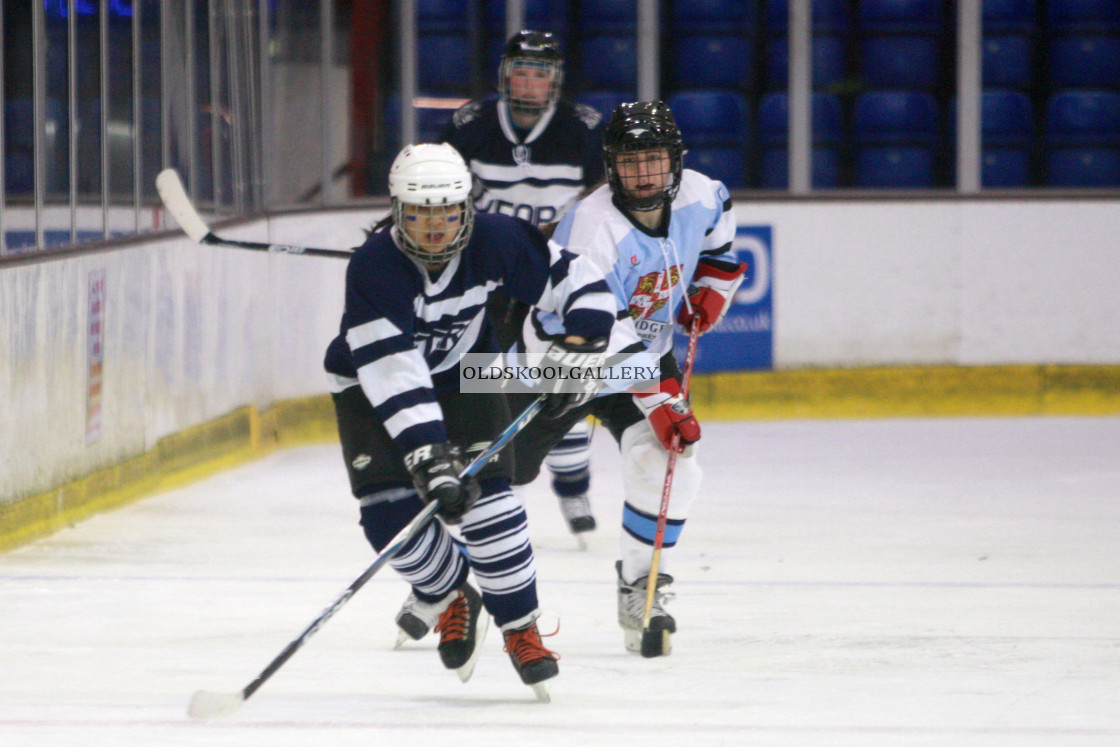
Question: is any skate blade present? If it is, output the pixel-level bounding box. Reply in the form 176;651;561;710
575;534;588;551
456;612;490;683
531;682;551;703
394;629;410;649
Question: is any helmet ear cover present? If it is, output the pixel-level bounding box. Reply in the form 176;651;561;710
498;30;564;116
603;101;685;212
388;143;475;267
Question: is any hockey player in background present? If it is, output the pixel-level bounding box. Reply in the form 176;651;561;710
440;29;606;540
323;143;616;695
507;101;747;657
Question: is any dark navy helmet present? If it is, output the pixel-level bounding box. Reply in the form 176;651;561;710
603;101;685;211
499;30;564;116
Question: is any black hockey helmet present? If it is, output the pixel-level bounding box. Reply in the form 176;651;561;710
499;30;564;116
603;101;685;212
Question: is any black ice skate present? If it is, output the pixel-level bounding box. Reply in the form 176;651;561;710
434;583;489;682
502;622;559;702
616;561;676;658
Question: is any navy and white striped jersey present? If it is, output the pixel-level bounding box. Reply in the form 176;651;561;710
442;96;605;227
324;212;615;455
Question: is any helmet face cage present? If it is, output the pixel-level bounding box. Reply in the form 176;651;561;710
388;143;476;268
604;102;685;212
499;30;564;116
392;198;475;268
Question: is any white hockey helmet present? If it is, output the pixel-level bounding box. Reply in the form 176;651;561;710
388;143;475;267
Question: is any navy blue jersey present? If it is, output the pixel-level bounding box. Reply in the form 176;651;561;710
324;212;615;455
442;97;605;227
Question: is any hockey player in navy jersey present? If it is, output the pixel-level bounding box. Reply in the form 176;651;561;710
508;101;747;657
323;143;616;695
438;29;607;544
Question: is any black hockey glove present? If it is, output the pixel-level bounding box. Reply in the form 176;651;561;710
540;336;609;418
403;443;480;525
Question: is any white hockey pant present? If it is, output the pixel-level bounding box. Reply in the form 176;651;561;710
618;421;702;583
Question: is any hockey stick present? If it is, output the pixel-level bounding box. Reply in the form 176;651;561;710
187;394;547;720
639;321;701;658
155;169;354;259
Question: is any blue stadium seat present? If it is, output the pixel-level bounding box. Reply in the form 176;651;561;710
758;92;843;189
853;90;940;187
4;151;34;194
4;99;34;151
858;0;944;33
1045;90;1120;186
983;35;1034;89
1048;36;1120;88
672;35;756;91
765;0;853;33
854;90;939;143
1048;0;1120;32
418;0;469;31
485;0;568;33
683;147;747;189
666;90;750;146
577;0;636;32
674;0;758;33
764;35;847;89
860;35;941;88
576;91;635;122
760;147;841;188
758;92;844;146
579;36;637;90
1047;149;1120;186
417;34;472;92
950;91;1034;187
983;0;1038;32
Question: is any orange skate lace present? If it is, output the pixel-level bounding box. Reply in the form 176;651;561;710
503;621;560;664
434;591;469;642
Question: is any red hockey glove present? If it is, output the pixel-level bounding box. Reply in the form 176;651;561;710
633;378;701;452
677;259;747;335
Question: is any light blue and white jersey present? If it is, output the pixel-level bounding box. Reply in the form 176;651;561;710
527;169;737;362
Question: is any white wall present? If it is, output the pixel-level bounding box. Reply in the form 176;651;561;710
2;196;1118;506
740;197;1120;367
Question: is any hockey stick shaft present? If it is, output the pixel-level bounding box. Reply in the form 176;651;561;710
189;394;546;718
156;169;354;259
641;322;701;634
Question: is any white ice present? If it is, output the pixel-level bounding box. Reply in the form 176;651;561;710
2;417;1119;746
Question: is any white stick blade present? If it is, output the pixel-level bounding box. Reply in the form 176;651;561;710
187;689;245;720
156;169;211;243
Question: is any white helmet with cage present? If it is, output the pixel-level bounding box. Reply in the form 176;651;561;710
388;143;475;267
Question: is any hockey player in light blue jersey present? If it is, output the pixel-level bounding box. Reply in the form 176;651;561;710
440;31;606;541
324;143;617;696
507;101;747;657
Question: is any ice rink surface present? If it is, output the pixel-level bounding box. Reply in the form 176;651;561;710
2;416;1119;746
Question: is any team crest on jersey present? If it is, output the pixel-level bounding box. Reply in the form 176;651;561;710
513;144;530;164
628;266;683;320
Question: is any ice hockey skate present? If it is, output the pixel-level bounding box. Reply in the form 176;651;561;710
557;492;596;548
616;561;676;658
502;622;559;702
394;590;436;647
434;583;489;682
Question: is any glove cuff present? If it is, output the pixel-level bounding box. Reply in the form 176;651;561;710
403;442;460;473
